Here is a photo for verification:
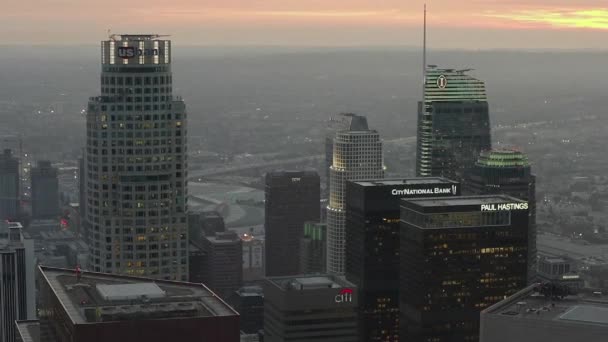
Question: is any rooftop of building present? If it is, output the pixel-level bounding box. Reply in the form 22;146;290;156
402;194;525;208
352;177;458;187
424;66;487;102
15;320;39;342
483;284;608;327
266;274;354;292
39;266;238;325
205;231;241;244
108;34;170;41
236;286;264;297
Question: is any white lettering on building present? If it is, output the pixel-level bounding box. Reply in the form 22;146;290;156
480;203;529;211
391;186;458;196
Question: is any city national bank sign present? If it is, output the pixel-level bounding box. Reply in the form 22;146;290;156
392;185;458;197
117;46;163;59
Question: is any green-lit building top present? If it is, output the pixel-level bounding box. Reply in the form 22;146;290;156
424;67;487;103
476;149;530;168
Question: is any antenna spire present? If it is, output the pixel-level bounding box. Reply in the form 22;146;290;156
423;3;427;101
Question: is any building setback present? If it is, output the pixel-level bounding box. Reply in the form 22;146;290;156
416;67;491;182
265;171;320;277
85;34;188;280
0;222;36;342
263;275;358;342
400;195;529;342
36;266;239;342
345;178;460;342
0;149;19;221
466;149;537;282
30;160;59;219
327;115;384;275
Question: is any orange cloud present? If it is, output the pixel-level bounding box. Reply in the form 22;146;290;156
484;8;608;30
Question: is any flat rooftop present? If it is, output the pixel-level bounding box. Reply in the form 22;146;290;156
15;320;39;342
267;274;354;292
484;284;608;327
403;195;524;208
352;177;458;187
39;266;238;325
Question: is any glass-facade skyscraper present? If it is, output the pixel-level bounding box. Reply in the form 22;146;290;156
416;67;491;182
465;149;537;282
85;34;188;280
326;115;384;275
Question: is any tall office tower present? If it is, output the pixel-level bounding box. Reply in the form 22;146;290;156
30;160;59;219
265;171;320;276
416;67;491;181
0;149;19;221
0;222;35;342
263;275;359;342
299;222;326;274
242;233;264;281
78;155;87;240
466;149;537;282
201;231;243;298
480;284;608;342
400;195;529;342
228;286;264;335
36;266;240;342
346;178;460;342
327;115;384;275
325;114;356;196
85;34;188;280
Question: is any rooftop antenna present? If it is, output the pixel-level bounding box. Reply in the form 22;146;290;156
422;3;427;102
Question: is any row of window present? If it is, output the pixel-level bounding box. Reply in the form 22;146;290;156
101;75;172;86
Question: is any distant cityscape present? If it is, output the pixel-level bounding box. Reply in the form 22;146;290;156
1;23;608;342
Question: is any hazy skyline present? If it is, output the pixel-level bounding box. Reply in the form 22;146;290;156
3;0;608;48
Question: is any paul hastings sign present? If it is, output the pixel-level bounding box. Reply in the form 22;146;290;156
392;184;459;197
481;202;529;211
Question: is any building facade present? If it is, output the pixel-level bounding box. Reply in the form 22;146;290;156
31;160;60;219
37;266;239;342
416;67;491;181
85;34;188;280
201;231;243;298
325;114;357;197
228;286;264;335
0;222;35;342
263;275;358;342
327;115;384;275
265;171;320;277
0;149;19;221
300;222;326;274
466;149;537;282
400;195;529;342
346;178;460;342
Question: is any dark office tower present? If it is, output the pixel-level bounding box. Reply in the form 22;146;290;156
346;178;460;342
30;160;59;219
0;149;19;221
327;115;384;275
0;222;35;342
201;231;243;298
37;266;240;342
229;286;264;334
265;171;320;277
416;67;491;181
400;195;529;342
466;149;537;282
188;240;207;284
325;114;356;196
201;211;226;236
299;222;327;274
263;275;359;342
86;34;188;280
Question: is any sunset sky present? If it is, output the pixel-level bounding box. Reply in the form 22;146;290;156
3;0;608;48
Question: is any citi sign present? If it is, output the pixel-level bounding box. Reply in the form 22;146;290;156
117;46;162;59
481;202;529;211
335;288;353;303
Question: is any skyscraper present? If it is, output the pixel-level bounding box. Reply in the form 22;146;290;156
78;155;87;240
85;34;188;280
327;115;384;275
345;178;460;342
200;231;243;298
325;114;357;196
400;195;529;342
0;222;35;342
265;171;320;276
466;149;537;282
416;67;491;181
30;160;59;219
0;149;19;221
